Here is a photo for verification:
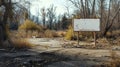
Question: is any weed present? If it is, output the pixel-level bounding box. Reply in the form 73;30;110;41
11;38;33;49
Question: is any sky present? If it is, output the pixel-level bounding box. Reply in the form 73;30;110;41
30;0;73;16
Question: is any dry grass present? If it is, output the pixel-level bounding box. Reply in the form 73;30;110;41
19;19;43;31
10;29;61;39
106;51;120;67
11;38;33;49
64;25;93;40
56;31;66;37
44;30;58;38
17;19;45;38
97;37;109;43
106;30;120;38
9;30;34;49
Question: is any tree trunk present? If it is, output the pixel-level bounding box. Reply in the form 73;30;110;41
103;7;120;36
91;0;96;17
0;2;10;46
81;0;85;18
0;26;3;44
49;19;53;30
0;24;7;46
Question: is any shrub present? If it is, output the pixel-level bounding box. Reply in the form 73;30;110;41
19;19;43;31
11;38;33;49
56;31;66;37
106;30;120;38
65;25;94;40
44;30;58;38
65;25;74;40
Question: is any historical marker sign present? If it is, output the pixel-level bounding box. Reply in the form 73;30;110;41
74;19;100;31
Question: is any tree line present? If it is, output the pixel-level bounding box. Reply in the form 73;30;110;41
29;0;120;37
0;0;120;46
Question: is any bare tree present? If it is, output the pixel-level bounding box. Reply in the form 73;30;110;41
64;5;70;18
91;0;96;17
41;8;46;27
98;0;120;36
68;0;97;18
46;5;56;29
68;0;120;36
0;0;14;45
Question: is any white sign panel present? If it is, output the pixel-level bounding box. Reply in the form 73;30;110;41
74;19;100;31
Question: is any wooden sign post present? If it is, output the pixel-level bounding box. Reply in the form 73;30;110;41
94;32;96;47
77;32;79;45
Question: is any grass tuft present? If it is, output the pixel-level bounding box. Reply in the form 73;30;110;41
11;38;33;49
19;19;43;31
44;30;58;38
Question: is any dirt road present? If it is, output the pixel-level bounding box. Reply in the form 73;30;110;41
27;38;120;67
0;38;120;67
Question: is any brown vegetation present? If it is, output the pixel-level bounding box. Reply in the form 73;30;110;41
11;38;33;49
19;19;43;31
105;51;120;67
44;30;58;38
65;25;74;40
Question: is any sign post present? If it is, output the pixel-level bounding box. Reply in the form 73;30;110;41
94;32;96;47
73;19;100;47
77;32;79;45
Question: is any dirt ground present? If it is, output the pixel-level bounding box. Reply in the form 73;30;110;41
27;38;120;67
0;38;120;67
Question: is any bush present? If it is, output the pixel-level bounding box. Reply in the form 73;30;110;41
19;19;43;31
65;25;74;40
106;30;120;38
65;25;94;40
56;31;66;37
44;30;58;38
11;38;33;49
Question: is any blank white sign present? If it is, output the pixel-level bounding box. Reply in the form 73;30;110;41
74;19;100;31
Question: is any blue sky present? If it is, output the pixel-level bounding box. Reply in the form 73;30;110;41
30;0;74;16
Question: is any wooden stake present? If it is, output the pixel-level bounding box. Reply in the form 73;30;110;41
77;32;79;45
94;32;96;47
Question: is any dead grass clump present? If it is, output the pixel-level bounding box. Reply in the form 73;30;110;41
56;31;66;37
16;30;44;38
17;30;27;38
18;19;44;38
44;30;58;38
11;38;33;49
36;32;45;38
19;19;43;32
